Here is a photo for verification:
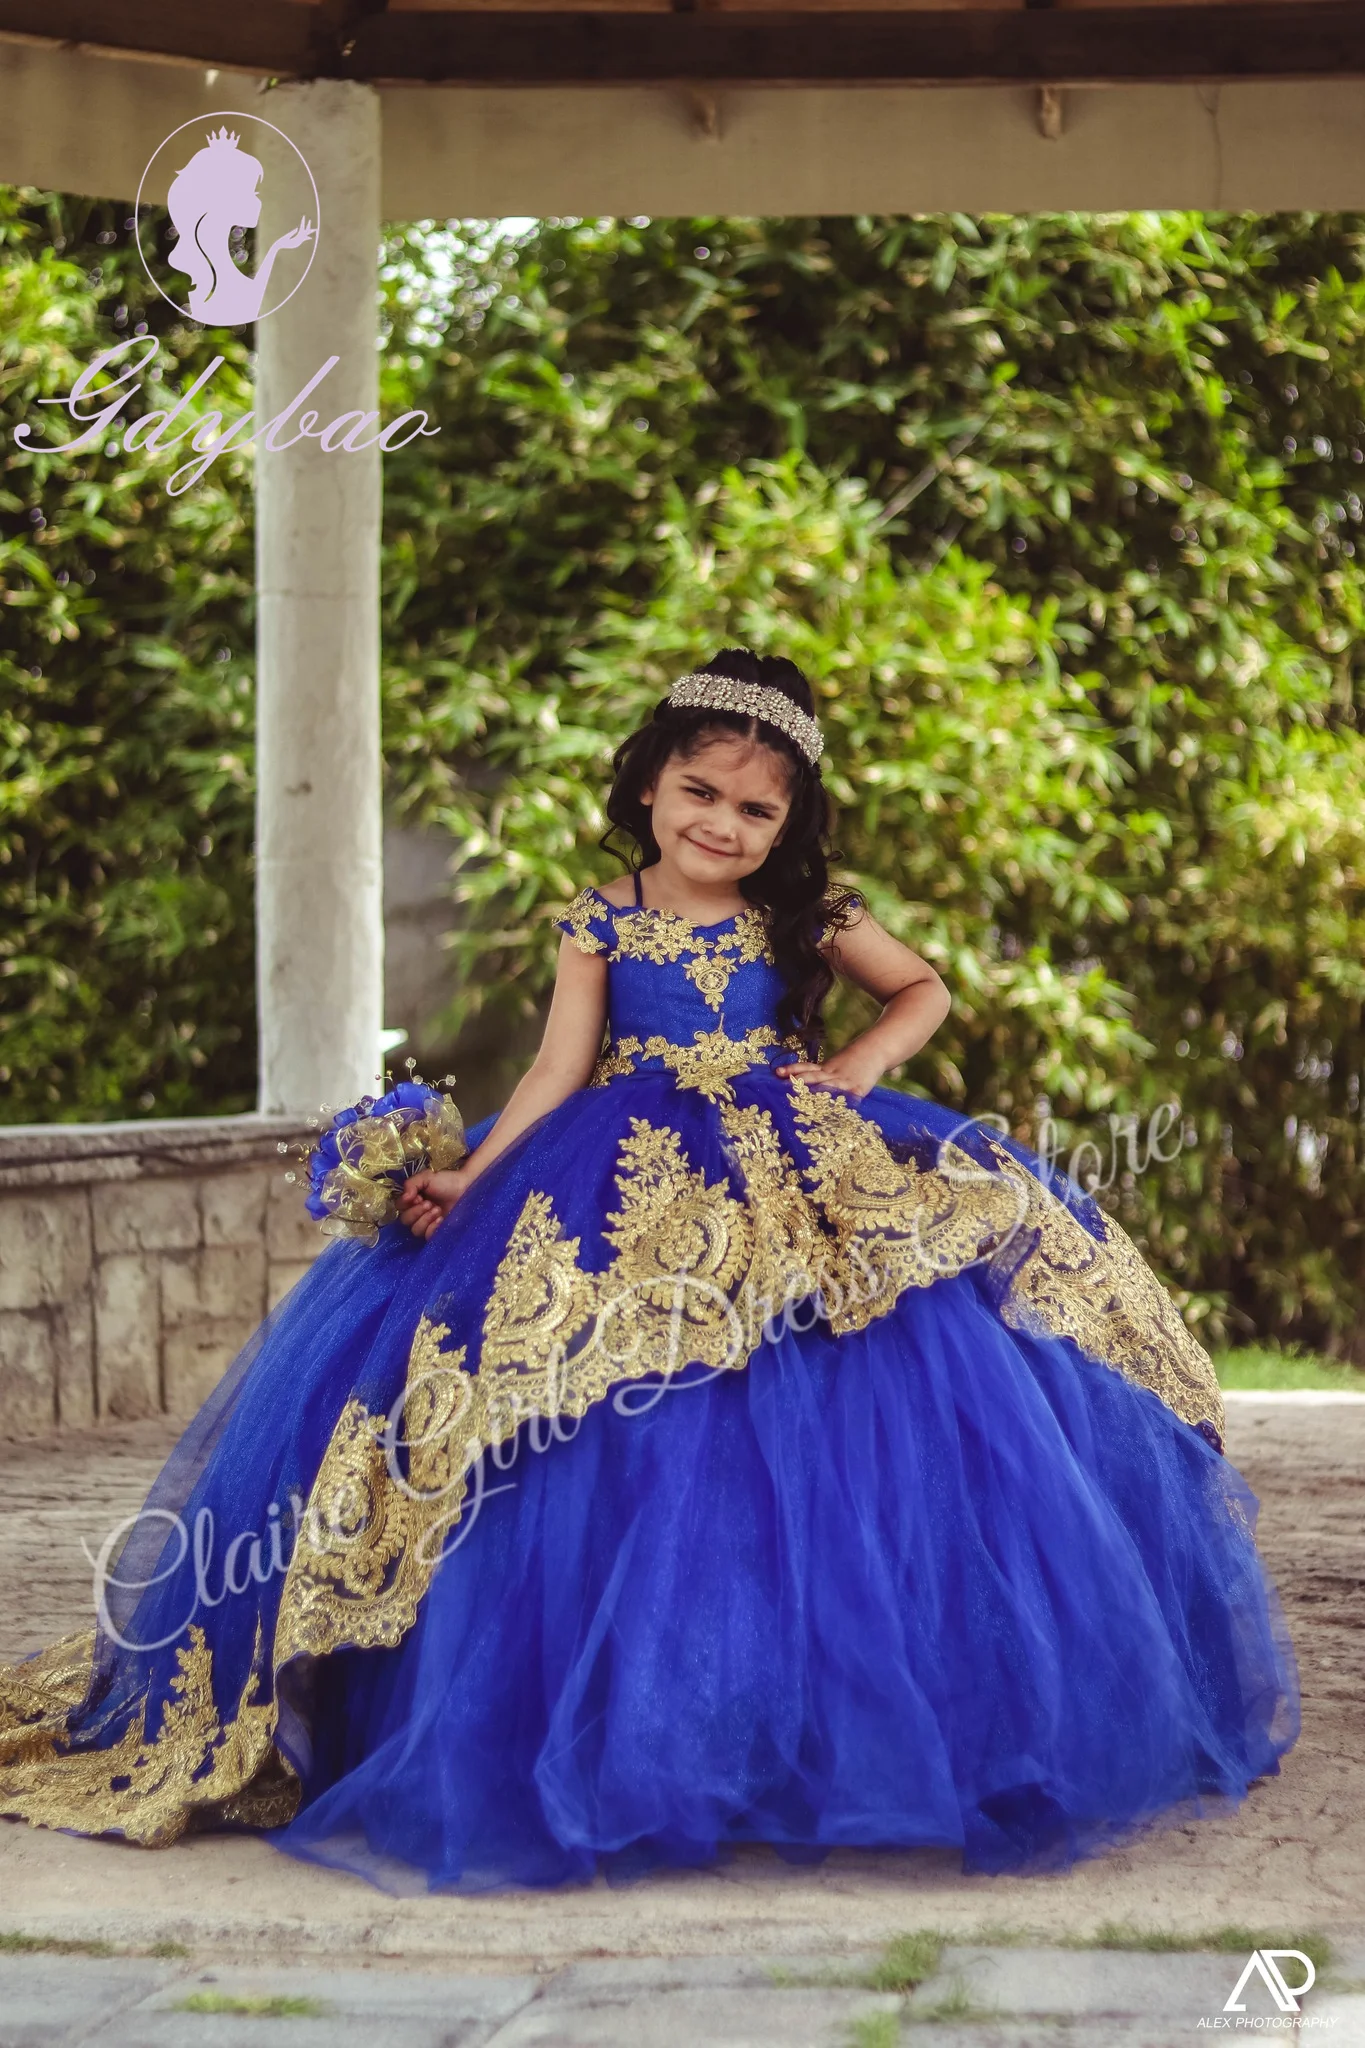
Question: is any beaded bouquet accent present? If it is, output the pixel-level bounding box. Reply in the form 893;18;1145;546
280;1059;468;1246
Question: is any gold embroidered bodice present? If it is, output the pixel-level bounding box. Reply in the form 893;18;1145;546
556;882;809;1085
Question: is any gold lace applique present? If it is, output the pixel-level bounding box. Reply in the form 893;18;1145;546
275;1322;473;1660
275;1128;767;1660
0;1621;292;1846
790;1084;1026;1318
270;1074;1222;1675
0;1322;479;1844
605;904;774;1011
480;1195;600;1404
480;1117;754;1394
555;887;613;957
974;1130;1224;1441
0;1630;96;1765
556;884;773;1011
598;1119;758;1373
788;1087;1223;1442
591;1037;644;1085
556;888;776;1010
714;1096;833;1318
591;1024;801;1099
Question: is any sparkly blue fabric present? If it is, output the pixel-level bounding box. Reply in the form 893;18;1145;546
13;884;1298;1891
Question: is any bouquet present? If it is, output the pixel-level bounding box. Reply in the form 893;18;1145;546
281;1061;468;1246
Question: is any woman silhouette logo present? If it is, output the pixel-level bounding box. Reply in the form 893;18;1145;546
135;113;320;327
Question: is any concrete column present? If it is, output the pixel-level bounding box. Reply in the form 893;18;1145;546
254;79;383;1116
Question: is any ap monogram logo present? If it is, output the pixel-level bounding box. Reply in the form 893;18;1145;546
1223;1949;1317;2015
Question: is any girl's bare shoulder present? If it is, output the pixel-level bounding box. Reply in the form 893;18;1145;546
594;876;637;909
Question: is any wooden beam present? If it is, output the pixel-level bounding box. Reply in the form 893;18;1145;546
352;4;1365;77
1;0;1363;82
0;2;320;74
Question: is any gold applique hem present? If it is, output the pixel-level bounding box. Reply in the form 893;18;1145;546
274;1321;473;1661
0;1622;300;1848
787;1086;1223;1443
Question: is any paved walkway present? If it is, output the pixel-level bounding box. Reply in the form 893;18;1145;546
1;1395;1362;2044
1;1941;1361;2045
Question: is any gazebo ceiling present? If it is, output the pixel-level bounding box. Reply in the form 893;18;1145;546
0;0;1361;84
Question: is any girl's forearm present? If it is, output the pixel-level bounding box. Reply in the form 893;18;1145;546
462;1062;586;1186
849;980;952;1076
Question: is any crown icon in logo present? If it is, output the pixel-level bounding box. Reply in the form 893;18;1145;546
204;124;241;149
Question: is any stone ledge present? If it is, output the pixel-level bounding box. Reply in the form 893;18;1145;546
0;1121;327;1432
0;1116;316;1190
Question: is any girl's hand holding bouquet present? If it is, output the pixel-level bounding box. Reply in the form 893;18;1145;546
397;1164;477;1240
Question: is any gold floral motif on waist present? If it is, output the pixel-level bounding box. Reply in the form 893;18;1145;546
590;1024;804;1099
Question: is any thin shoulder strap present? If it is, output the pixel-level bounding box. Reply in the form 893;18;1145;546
633;868;644;908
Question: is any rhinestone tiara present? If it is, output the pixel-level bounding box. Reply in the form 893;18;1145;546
666;671;825;764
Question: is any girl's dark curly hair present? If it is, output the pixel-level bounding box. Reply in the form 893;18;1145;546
601;649;863;1051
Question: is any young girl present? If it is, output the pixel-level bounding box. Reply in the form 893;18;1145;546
0;650;1298;1890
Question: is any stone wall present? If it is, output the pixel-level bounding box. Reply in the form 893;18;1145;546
0;1117;322;1437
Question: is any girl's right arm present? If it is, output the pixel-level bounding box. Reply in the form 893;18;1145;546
398;934;608;1240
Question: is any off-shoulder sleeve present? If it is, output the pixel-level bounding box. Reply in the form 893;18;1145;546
816;898;846;950
816;891;864;950
554;887;614;956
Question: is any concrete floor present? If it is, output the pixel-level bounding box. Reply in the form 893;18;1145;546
3;1942;1363;2047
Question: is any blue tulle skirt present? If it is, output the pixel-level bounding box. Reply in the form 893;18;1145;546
272;1144;1298;1891
0;1073;1299;1893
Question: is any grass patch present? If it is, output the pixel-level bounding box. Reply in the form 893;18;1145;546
172;1992;328;2018
1062;1923;1334;1974
929;1922;1039;1950
0;1932;115;1957
771;1930;945;1995
799;1921;1341;2037
1213;1346;1364;1394
866;1933;945;1993
0;1931;191;1961
849;2015;901;2048
904;1978;1005;2029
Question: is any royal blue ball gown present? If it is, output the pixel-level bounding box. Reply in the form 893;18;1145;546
0;877;1299;1891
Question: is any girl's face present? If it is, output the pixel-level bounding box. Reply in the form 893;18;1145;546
641;733;792;888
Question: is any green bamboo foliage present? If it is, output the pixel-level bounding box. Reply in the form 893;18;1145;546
2;202;1364;1351
1;187;258;1116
